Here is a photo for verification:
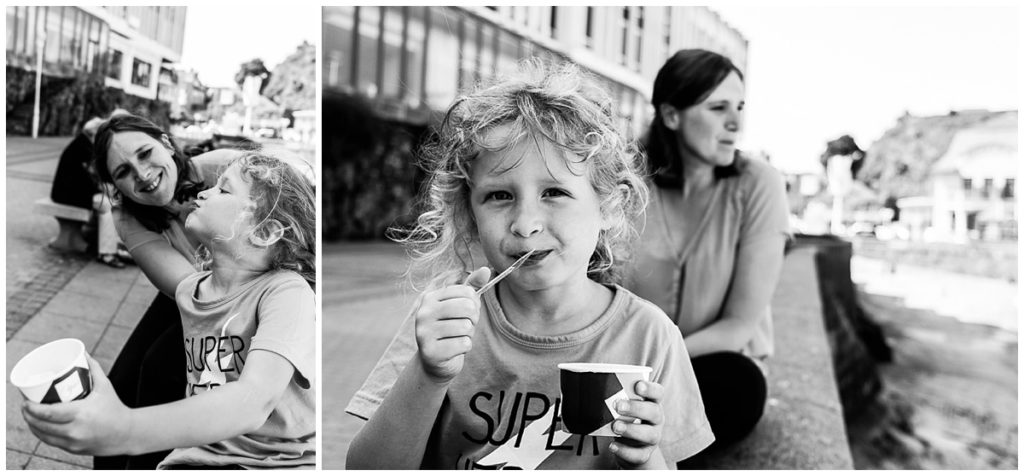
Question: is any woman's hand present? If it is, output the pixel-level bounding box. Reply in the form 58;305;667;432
414;267;491;384
22;355;133;456
609;380;668;469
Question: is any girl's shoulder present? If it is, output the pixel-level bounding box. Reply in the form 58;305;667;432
610;285;680;337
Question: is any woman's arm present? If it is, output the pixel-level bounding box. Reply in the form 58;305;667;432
22;350;293;456
682;233;785;357
684;164;789;358
112;208;194;297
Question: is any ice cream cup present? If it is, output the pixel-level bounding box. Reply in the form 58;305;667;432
558;363;653;436
10;338;92;404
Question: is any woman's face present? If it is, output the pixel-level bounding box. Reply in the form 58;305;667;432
105;131;179;207
671;71;745;169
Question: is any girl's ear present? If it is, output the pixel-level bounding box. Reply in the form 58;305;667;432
659;104;681;131
249;219;287;247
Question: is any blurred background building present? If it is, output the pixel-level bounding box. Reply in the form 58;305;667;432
6;6;186;135
323;5;747;239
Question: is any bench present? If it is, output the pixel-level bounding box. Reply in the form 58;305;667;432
702;246;855;469
34;197;92;252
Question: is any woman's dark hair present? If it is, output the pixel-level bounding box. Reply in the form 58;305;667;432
642;49;745;189
92;114;205;232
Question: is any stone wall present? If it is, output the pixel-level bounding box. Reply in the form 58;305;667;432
793;234;891;419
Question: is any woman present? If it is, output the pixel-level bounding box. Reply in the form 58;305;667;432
90;114;244;469
625;49;790;464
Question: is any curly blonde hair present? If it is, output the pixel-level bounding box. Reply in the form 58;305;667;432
392;59;648;290
197;152;316;286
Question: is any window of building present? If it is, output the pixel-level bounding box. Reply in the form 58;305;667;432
584;7;593;48
322;6;354;89
6;7;17;53
378;6;405;100
356;6;381;97
663;7;672;55
107;48;122;79
633;7;644;70
962;177;972;193
405;6;427;108
983;178;994;198
131;57;151;87
549;7;557;38
1003;178;1015;199
620;7;629;65
424;7;460;109
44;6;63;64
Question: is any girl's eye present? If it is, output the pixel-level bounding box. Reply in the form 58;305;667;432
219;188;229;194
543;188;570;198
484;191;512;202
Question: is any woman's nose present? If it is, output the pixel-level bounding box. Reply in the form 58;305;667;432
725;108;742;132
509;202;544;238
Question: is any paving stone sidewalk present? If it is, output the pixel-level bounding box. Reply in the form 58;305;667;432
6;261;157;470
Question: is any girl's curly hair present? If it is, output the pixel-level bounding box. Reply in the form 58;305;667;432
391;59;649;290
197;152;316;287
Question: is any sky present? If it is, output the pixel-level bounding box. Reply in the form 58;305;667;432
179;4;319;89
709;4;1019;173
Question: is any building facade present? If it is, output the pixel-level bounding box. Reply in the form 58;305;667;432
899;111;1018;242
322;5;746;138
6;5;186;102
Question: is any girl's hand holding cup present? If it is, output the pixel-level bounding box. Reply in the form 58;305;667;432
415;267;492;383
609;380;668;469
22;355;133;456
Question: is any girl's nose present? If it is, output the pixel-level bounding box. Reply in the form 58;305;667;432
510;202;544;237
197;189;211;200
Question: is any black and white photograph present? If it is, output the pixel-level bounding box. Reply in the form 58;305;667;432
6;4;318;470
322;4;1018;470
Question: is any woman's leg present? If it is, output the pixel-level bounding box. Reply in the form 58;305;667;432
677;351;767;468
94;293;183;470
123;320;186;469
93;193;125;268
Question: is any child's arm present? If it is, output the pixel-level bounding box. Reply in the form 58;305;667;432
609;380;670;470
22;350;293;456
346;267;491;469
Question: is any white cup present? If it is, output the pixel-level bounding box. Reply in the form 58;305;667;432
10;338;92;404
558;363;653;436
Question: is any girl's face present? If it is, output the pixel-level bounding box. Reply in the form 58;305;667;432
105;131;180;207
671;71;745;169
469;126;612;292
185;163;254;242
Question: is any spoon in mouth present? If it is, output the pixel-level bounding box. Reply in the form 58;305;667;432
475;249;536;296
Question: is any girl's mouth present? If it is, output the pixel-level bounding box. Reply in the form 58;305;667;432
512;249;552;267
138;172;162;193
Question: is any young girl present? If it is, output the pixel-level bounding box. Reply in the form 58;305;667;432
23;153;317;470
346;61;714;470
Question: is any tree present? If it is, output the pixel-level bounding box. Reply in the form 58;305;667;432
233;59;271;95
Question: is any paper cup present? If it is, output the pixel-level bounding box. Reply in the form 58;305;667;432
10;338;92;404
558;363;652;436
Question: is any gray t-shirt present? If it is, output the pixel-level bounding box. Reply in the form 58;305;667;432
625;157;789;361
157;269;316;469
346;284;714;469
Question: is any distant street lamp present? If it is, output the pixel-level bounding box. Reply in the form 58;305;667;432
32;34;47;139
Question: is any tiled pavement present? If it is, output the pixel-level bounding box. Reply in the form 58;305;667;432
6;261;157;469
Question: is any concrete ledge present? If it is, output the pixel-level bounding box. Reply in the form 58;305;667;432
704;247;854;469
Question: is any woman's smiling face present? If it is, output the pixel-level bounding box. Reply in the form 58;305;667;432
468;125;611;292
105;131;179;207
